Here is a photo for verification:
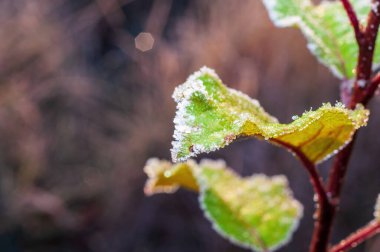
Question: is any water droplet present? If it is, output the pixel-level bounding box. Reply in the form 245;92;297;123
313;212;319;219
313;194;318;202
372;2;380;15
357;79;366;88
135;32;155;52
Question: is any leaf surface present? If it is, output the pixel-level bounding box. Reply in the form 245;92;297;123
144;158;199;195
262;0;378;79
144;158;303;251
171;67;369;163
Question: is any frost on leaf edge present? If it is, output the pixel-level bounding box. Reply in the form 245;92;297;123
170;66;369;164
261;0;371;79
197;159;304;252
171;66;276;163
171;66;217;162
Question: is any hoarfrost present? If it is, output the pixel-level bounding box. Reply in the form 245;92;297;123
357;79;366;88
372;2;380;16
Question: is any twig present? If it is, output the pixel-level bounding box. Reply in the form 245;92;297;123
340;0;363;43
327;139;356;203
330;0;380;202
330;221;380;252
362;72;380;105
272;140;329;207
272;140;332;252
315;1;380;252
350;0;380;108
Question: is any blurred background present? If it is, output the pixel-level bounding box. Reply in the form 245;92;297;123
0;0;379;251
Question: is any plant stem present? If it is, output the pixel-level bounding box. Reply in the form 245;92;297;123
362;71;380;105
310;1;380;252
330;221;380;252
272;140;332;252
350;0;380;108
340;0;363;42
294;152;333;252
272;140;329;207
327;139;356;202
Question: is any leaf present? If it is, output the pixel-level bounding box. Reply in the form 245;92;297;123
144;158;199;195
171;67;369;163
262;0;378;79
144;158;303;251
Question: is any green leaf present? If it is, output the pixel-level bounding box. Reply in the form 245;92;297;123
144;158;303;251
171;67;369;163
262;0;377;79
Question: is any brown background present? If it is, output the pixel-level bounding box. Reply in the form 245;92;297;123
0;0;379;251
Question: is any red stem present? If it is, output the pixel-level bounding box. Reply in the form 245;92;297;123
310;1;380;252
331;0;380;200
340;0;363;42
273;140;329;206
362;72;380;105
327;139;356;202
350;0;380;108
272;140;332;252
330;221;380;252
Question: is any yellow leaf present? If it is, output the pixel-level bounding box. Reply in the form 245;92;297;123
171;67;369;164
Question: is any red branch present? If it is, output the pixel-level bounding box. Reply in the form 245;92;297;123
340;0;363;42
330;0;380;200
361;72;380;105
330;221;380;252
350;0;380;108
272;140;328;206
310;1;380;252
272;140;332;252
327;139;356;203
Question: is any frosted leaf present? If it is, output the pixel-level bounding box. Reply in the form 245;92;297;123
144;158;303;251
171;67;369;164
143;158;198;195
262;0;380;79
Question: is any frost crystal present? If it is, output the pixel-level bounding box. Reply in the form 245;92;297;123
171;67;369;164
171;66;219;162
357;79;367;88
262;0;380;80
372;2;380;16
334;101;346;108
144;158;303;251
171;66;277;162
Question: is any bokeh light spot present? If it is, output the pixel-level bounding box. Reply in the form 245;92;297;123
135;32;154;52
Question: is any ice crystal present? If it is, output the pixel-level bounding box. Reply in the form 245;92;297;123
262;0;379;79
144;158;303;251
171;67;369;164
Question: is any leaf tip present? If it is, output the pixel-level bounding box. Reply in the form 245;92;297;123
143;158;179;195
352;104;370;129
171;66;222;162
